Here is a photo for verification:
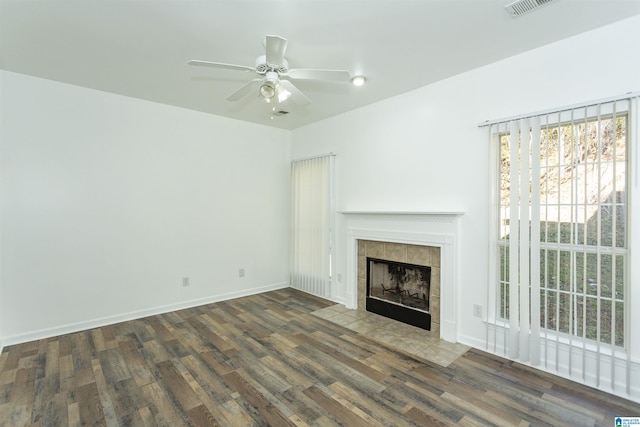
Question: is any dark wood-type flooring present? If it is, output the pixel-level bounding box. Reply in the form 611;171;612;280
1;288;639;426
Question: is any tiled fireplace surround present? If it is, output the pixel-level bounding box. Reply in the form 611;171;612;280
357;240;441;337
343;211;462;343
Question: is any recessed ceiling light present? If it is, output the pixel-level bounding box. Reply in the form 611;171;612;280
351;75;366;87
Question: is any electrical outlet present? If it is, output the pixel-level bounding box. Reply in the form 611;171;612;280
182;277;190;287
239;268;245;278
473;304;482;318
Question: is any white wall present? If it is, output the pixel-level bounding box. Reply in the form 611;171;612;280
0;71;291;344
0;70;4;354
292;14;640;387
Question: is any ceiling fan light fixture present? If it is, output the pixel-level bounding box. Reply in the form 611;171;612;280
259;82;276;99
351;75;366;86
277;87;292;103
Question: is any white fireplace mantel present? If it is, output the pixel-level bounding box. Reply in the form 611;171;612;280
341;210;464;343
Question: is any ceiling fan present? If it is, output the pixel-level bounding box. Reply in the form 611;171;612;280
188;35;352;109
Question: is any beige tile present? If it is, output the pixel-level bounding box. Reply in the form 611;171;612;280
383;242;406;262
327;305;355;315
365;241;384;258
368;331;430;354
358;255;366;281
414;345;461;367
357;279;366;311
430;297;440;325
407;244;430;266
312;308;340;320
431;340;470;357
361;312;394;325
430;267;441;297
429;247;441;268
317;304;461;366
328;313;361;327
378;319;427;336
344;310;371;321
366;328;405;345
430;321;440;339
357;239;365;254
344;319;379;334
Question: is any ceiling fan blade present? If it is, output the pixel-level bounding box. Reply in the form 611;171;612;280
280;80;311;106
287;68;351;81
265;35;287;65
226;79;262;102
188;60;255;73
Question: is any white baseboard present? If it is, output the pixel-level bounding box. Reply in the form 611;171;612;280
332;295;346;305
457;331;489;351
0;282;289;348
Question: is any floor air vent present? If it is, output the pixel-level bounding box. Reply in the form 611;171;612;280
505;0;558;17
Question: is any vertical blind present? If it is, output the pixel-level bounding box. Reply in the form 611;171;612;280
290;154;333;298
486;94;637;396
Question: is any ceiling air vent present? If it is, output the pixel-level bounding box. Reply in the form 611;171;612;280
505;0;558;17
272;110;289;117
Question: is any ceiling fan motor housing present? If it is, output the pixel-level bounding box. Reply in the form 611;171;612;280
255;55;289;74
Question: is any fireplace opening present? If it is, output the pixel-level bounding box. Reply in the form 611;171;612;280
366;257;431;330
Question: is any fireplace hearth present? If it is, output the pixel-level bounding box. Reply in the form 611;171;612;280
366;257;431;330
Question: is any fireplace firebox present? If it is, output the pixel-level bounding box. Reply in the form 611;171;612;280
366;257;431;330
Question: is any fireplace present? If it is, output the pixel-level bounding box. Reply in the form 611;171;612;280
366;257;431;330
342;211;463;342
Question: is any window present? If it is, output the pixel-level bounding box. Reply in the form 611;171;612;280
497;110;627;348
290;154;334;299
486;94;639;398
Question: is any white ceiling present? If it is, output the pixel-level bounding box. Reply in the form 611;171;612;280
2;0;639;130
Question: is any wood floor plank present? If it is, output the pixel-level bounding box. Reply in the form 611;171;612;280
89;329;107;353
90;357;119;426
401;379;465;424
478;389;558;427
145;317;175;343
118;339;154;387
139;381;190;427
76;381;106;427
403;406;454;427
217;398;261;427
156;360;202;412
440;391;522;427
302;384;375;426
178;355;239;425
186;316;234;353
1;288;640;426
73;332;98;373
186;404;220;427
109;378;149;426
276;386;330;423
328;380;418;427
223;370;297;427
259;354;314;390
97;348;131;384
137;406;156;427
67;401;80;427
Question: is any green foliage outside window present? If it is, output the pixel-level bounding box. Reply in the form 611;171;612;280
498;115;627;347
